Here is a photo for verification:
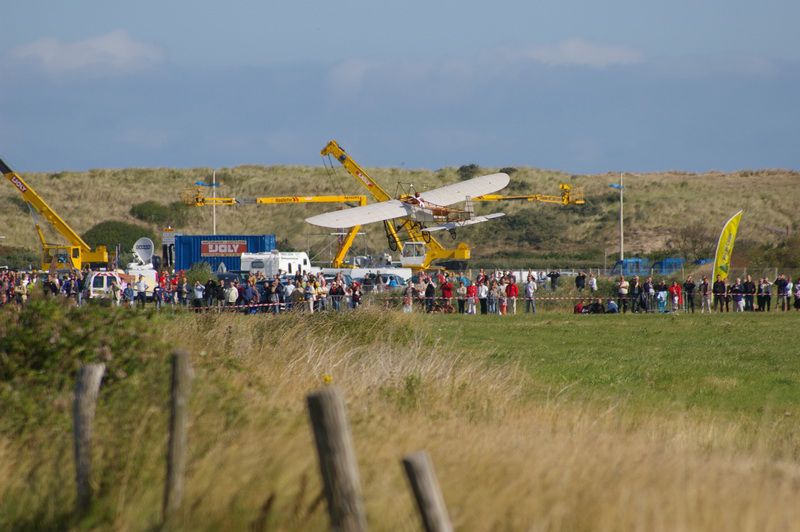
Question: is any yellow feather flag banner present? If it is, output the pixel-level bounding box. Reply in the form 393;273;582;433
713;210;743;282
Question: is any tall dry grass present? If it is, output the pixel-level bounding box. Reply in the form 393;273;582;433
1;309;800;530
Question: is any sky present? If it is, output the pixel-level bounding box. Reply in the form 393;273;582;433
2;1;799;174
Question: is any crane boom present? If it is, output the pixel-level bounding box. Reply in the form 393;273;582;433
185;190;367;268
1;158;108;270
475;184;585;205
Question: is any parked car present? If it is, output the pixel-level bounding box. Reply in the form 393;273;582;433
323;273;353;287
87;270;123;300
217;271;249;286
357;273;404;292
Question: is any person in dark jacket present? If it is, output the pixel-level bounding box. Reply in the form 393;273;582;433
682;275;696;313
742;275;756;311
774;274;790;311
699;275;711;313
575;272;586;292
629;275;643;313
712;275;727;312
424;280;436;313
547;270;561;291
588;298;605;314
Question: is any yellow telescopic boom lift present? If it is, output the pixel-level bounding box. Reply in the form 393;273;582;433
1;158;108;270
184;190;367;268
474;183;585;205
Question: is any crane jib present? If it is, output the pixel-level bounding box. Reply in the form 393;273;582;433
11;175;28;193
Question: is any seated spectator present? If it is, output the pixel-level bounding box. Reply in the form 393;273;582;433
573;300;584;314
606;299;619;314
588;298;605;314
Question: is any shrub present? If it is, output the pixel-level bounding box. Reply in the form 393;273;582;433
186;262;214;285
0;245;39;270
457;164;481;181
0;297;170;430
130;200;189;228
499;167;518;175
82;221;156;255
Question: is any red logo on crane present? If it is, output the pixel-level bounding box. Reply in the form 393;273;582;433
11;175;27;193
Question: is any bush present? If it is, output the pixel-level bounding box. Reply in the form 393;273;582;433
499;167;518;175
0;245;39;269
130;200;189;228
186;262;214;285
82;221;156;256
457;164;481;181
0;297;170;430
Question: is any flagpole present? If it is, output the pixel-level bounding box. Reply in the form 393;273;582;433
212;169;217;235
619;172;624;261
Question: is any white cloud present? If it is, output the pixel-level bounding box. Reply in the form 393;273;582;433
522;39;643;68
10;30;164;75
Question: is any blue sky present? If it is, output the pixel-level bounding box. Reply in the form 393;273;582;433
2;1;799;173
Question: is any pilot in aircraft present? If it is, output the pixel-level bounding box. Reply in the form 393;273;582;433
405;191;425;208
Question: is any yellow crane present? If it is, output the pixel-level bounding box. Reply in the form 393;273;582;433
321;140;584;270
183;189;367;268
474;183;585;205
1;158;108;270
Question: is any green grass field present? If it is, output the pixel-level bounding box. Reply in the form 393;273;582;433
437;312;800;417
2;300;800;530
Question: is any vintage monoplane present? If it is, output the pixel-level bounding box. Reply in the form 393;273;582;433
305;172;511;235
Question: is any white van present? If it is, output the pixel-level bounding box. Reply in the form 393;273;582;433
241;251;315;277
87;271;122;299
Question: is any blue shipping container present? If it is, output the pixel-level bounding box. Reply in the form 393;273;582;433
611;258;650;276
174;234;277;272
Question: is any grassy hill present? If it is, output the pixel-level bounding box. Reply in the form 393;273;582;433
2;159;799;268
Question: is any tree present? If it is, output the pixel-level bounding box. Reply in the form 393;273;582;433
130;201;189;228
457;164;481;181
82;221;156;256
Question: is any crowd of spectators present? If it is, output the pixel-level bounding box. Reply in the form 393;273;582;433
2;266;800;315
573;272;800;314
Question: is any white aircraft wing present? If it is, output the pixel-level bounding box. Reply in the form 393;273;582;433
420;172;510;206
305;200;411;228
424;213;506;232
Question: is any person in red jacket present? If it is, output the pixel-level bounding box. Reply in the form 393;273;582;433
668;280;683;313
466;282;477;314
505;276;519;315
440;277;454;310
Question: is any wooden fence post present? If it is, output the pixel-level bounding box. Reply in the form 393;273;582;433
73;363;106;514
306;386;367;532
402;451;453;532
163;349;192;522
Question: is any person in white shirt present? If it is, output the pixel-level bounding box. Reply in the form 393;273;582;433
477;280;489;315
524;276;537;313
224;281;239;307
136;275;148;308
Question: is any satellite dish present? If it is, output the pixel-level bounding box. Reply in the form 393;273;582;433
133;237;155;264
